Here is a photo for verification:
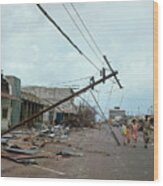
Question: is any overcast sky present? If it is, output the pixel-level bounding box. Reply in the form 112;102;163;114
1;0;154;117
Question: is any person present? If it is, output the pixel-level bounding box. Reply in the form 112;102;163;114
131;119;140;148
122;123;127;145
126;124;132;145
143;115;151;149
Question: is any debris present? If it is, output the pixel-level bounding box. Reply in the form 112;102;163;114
40;128;49;134
60;134;68;139
2;134;14;139
56;148;83;157
32;138;48;148
1;149;54;165
85;149;110;156
4;146;39;155
7;140;37;150
16;159;37;165
48;133;55;138
1;138;9;145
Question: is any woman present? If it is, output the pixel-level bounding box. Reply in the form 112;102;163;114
131;119;140;148
126;124;132;144
122;123;127;145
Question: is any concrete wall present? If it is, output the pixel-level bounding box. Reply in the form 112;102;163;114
1;98;12;131
6;76;21;126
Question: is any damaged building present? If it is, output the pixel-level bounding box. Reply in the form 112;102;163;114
20;91;44;128
1;74;21;131
22;86;77;125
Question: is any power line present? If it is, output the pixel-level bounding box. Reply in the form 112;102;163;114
89;90;121;146
71;3;104;57
62;4;103;66
57;75;92;85
90;90;106;121
54;71;99;87
70;4;122;89
104;83;114;113
36;4;100;71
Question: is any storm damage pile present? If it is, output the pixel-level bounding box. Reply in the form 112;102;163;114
1;125;83;165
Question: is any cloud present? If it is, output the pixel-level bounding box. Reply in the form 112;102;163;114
1;1;154;114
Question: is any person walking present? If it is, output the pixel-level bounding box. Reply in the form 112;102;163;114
143;115;151;149
126;124;132;145
131;119;140;148
122;123;127;145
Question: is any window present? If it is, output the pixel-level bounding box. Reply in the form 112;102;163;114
2;108;8;119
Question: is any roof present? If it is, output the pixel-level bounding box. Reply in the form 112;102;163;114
1;92;19;100
21;86;77;114
21;91;43;105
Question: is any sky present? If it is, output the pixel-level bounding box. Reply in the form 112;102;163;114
1;0;154;118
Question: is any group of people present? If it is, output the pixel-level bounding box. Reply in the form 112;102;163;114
121;115;152;149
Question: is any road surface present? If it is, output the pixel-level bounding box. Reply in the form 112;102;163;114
1;124;154;180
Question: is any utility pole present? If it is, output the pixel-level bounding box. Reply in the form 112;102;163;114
2;71;118;135
103;55;123;89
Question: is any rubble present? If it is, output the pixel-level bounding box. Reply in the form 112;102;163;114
56;148;83;157
1;125;78;166
4;146;39;155
1;138;9;145
15;159;37;165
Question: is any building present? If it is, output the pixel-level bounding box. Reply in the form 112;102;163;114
22;86;77;124
1;74;20;131
20;91;44;128
5;75;21;126
109;107;126;120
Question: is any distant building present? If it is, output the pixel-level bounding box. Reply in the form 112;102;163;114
109;107;126;120
22;86;77;124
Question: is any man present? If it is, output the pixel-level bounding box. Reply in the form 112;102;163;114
143;115;151;149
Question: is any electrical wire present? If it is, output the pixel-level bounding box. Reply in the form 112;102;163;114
62;4;103;66
36;4;100;71
71;3;104;57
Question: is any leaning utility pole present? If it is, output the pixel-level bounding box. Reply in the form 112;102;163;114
103;55;123;89
2;71;118;136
